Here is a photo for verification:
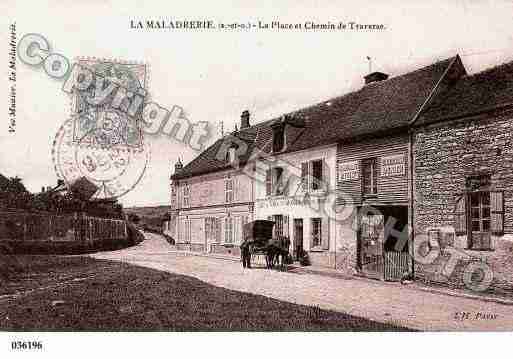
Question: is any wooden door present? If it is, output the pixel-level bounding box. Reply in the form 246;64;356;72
359;213;384;279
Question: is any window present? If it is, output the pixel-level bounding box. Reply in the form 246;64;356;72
274;215;284;237
171;185;177;208
226;146;237;164
454;183;504;251
274;167;285;195
205;217;218;244
470;191;492;250
311;160;323;190
300;160;325;192
362;158;378;195
272;125;285;152
225;177;234;203
311;218;322;247
224;217;234;244
265;167;287;196
183;184;190;207
268;214;289;238
184;219;191;243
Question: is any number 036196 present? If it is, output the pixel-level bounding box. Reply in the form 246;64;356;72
11;341;43;350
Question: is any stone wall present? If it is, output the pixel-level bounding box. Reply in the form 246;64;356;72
413;108;513;293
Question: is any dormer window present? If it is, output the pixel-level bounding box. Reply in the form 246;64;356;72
272;124;285;153
226;147;236;164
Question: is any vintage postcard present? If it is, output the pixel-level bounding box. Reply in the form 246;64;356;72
1;0;513;357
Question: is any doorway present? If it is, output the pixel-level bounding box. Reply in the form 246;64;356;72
358;212;384;280
358;206;410;281
293;218;304;260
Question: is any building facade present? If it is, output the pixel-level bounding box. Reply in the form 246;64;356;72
171;166;254;256
412;61;513;293
168;55;513;293
335;134;412;279
254;143;338;267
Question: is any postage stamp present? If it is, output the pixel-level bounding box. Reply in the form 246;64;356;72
52;58;150;200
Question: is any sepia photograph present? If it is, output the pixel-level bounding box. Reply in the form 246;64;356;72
1;0;513;357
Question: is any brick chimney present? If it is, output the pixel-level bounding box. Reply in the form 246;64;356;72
364;71;389;85
240;110;250;130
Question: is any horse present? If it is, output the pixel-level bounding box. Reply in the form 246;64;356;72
265;236;290;270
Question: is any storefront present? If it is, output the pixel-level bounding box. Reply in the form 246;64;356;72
335;134;413;280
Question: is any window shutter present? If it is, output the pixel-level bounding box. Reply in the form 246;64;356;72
179;219;184;242
266;169;272;196
234;217;240;244
232;177;237;202
308;161;313;191
454;194;467;235
491;191;504;235
309;218;315;248
321;218;329;250
322;159;328;190
283;215;289;237
301;162;308;191
215;218;221;243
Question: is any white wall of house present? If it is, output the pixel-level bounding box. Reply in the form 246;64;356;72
254;144;338;262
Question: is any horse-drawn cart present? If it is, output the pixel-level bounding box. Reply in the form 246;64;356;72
241;220;290;269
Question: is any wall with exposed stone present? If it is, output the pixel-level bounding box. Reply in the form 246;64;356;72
413;108;513;294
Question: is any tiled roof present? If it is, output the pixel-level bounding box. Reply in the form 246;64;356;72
417;59;513;125
172;57;456;180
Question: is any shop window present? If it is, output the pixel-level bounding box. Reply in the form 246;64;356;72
362;158;378;195
225;177;234;203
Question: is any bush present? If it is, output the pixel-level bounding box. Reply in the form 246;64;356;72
127;223;145;245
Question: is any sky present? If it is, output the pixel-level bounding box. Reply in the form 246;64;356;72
1;0;513;207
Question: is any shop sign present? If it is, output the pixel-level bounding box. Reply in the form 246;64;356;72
381;154;405;177
338;161;359;181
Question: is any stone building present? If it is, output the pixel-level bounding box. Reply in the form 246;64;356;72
412;60;513;293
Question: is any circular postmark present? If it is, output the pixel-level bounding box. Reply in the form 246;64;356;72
52;117;150;200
